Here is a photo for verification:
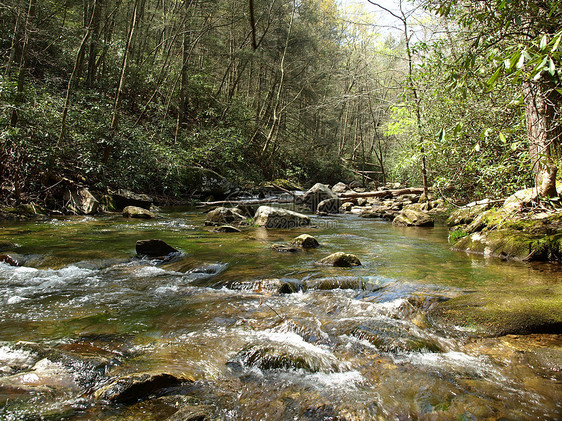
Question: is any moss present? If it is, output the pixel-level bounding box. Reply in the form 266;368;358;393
429;285;562;336
448;228;468;243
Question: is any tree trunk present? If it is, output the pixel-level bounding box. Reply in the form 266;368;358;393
10;0;35;127
523;79;561;197
104;0;139;164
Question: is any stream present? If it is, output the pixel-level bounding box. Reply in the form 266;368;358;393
0;207;561;420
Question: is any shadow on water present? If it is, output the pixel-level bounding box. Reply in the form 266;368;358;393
0;209;561;419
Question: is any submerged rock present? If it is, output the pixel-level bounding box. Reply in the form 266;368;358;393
254;206;310;229
315;252;361;267
204;207;246;226
271;244;300;253
214;225;241;233
306;276;381;291
393;209;434;227
228;278;301;294
95;372;192;404
123;206;156;219
289;234;319;249
227;342;341;373
136;239;178;258
167;404;214;421
350;323;442;353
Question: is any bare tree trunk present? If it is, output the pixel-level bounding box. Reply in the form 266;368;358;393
523;79;561;197
261;0;295;157
86;0;102;86
10;0;34;127
104;0;139;164
59;0;98;145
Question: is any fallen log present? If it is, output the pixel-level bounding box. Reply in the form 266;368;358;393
197;197;295;207
339;188;427;199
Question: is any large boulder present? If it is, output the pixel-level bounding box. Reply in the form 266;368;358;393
393;209;434;227
446;200;494;227
315;252;361;267
123;206;156;219
204;207;246;226
331;182;348;194
316;198;342;214
254;206;310;229
302;183;337;212
502;188;539;213
189;167;233;197
112;189;153;211
136;239;178;258
63;188;99;215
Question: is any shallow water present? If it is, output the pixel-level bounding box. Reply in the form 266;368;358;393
0;209;561;420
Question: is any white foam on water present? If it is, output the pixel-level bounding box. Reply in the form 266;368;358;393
256;330;333;357
0;265;98;287
0;345;36;373
154;285;180;294
304;370;364;389
393;351;506;381
6;296;29;304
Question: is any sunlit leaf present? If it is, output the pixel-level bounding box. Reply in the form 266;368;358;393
540;34;548;50
499;132;507;143
487;66;503;90
475;143;480;152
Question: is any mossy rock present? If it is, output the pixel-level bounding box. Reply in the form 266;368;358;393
289;234;320;249
428;285;562;336
315;252;361;267
452;225;562;262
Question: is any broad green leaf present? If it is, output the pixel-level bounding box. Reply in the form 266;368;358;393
511;142;518;151
531;56;548;80
475;143;480;152
499;132;507;143
487;66;503;90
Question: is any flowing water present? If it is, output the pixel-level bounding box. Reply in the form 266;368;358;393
0;208;561;420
